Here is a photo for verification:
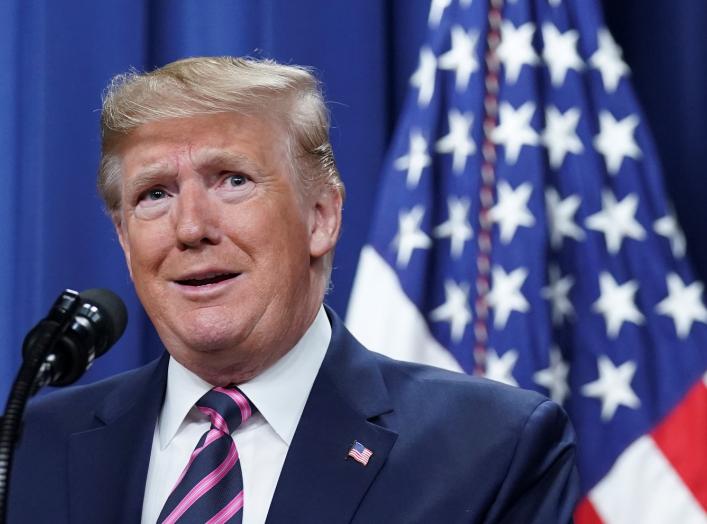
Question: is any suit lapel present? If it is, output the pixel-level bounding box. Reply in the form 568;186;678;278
266;309;398;524
68;354;169;523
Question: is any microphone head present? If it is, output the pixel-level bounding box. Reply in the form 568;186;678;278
79;288;128;354
22;287;129;389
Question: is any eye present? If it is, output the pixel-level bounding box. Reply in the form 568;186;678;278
227;174;247;187
217;171;255;202
133;186;171;220
146;188;167;201
135;186;170;208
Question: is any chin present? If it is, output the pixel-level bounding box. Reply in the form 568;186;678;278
176;324;247;354
174;305;257;348
171;330;272;385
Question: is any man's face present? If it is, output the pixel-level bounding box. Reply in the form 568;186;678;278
115;112;340;384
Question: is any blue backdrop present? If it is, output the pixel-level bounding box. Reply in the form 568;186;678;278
1;0;705;401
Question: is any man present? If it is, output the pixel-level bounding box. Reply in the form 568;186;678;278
8;57;578;523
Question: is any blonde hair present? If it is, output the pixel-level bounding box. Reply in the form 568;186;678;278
98;56;344;217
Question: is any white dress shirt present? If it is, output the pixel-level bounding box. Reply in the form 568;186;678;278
141;306;331;524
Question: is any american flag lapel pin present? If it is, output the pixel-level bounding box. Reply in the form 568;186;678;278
346;440;373;466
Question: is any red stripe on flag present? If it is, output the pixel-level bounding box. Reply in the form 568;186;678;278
574;497;603;524
651;378;707;511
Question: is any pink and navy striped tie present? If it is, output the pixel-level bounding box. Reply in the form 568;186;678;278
157;387;256;524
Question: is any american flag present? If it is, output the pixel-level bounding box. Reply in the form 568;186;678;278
346;0;707;522
347;440;373;466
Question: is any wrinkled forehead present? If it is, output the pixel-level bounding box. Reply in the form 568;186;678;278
129;148;265;177
115;112;294;177
105;112;312;216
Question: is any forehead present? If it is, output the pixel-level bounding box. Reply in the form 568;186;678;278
116;112;290;176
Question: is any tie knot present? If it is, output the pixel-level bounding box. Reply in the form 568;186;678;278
195;386;255;435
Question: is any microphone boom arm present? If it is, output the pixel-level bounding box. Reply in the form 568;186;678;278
0;289;82;524
0;287;126;523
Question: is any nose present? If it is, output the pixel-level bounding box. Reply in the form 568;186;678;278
173;182;221;249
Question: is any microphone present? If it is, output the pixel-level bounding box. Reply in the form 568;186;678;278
22;288;128;388
0;288;127;520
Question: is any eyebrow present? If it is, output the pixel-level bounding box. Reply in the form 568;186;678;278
190;148;265;177
124;161;175;199
124;149;267;199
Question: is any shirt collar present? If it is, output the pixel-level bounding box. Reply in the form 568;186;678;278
158;305;331;449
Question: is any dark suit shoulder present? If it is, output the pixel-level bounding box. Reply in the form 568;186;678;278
8;355;168;524
21;354;166;433
374;351;551;425
354;349;578;523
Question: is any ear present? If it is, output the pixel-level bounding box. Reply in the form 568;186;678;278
114;216;134;281
308;186;343;259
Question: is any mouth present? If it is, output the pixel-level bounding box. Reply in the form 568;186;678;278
175;272;240;287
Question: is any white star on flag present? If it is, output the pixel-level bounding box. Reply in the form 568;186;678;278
545;188;585;249
394;130;431;189
592;272;645;338
541;24;584;86
497;21;538;84
347;1;707;519
585;190;646;254
542;106;584;169
533;346;570;405
429;279;473;343
581;355;641;421
541;264;575;325
593;111;641;175
435;109;476;174
489;180;535;244
655;273;707;339
589;28;630;93
392;205;431;269
428;0;452;28
488;265;530;329
438;25;480;92
484;348;519;387
410;47;437;108
654;213;686;258
492;101;539;165
434;196;473;259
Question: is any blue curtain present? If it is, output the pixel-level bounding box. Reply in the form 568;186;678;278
1;0;705;401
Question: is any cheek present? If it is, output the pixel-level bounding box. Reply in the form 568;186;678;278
238;199;310;250
126;224;172;274
273;208;312;258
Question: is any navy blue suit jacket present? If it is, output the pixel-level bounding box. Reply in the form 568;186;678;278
8;309;579;523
